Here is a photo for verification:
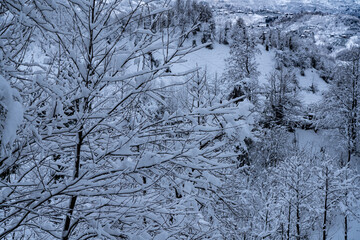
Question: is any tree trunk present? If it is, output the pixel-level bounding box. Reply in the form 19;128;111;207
323;168;329;240
62;130;83;240
287;203;291;240
296;201;300;240
344;215;348;240
344;163;349;240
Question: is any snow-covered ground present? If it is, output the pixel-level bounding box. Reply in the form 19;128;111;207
297;68;329;105
174;42;230;78
255;44;328;106
327;214;360;240
296;128;344;157
256;44;276;86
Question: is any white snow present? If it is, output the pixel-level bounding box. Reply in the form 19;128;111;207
297;69;328;91
255;45;329;106
255;44;276;86
296;68;328;105
295;129;344;156
0;75;24;151
153;231;169;240
237;13;266;25
346;36;360;49
174;41;230;78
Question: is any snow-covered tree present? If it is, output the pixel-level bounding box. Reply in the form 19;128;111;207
0;0;253;239
218;20;231;45
315;47;360;160
0;1;29;179
263;64;301;127
273;151;320;240
172;0;215;44
224;18;259;102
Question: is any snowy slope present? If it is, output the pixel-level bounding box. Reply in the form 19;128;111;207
255;44;328;106
297;68;329;105
174;42;229;78
256;44;276;86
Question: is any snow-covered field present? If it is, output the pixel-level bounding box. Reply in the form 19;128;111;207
297;68;329;105
175;41;230;78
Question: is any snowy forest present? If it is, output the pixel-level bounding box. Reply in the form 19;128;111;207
1;0;360;239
